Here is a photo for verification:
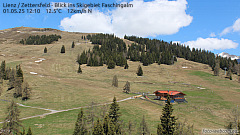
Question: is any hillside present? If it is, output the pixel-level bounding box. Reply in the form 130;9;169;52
0;27;240;134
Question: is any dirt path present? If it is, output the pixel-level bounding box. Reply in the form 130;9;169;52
0;96;137;124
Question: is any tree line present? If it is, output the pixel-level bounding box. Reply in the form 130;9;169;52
76;33;237;70
77;34;128;69
124;35;239;73
20;34;61;45
0;60;31;100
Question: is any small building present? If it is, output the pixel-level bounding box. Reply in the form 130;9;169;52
154;90;187;103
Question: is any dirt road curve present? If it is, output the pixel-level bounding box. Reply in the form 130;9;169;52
0;96;136;124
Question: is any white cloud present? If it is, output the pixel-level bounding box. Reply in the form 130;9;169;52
60;11;113;33
220;18;240;36
232;18;240;32
209;32;216;37
60;0;193;37
183;38;238;51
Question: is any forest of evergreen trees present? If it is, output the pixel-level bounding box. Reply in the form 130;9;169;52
0;61;31;100
20;34;61;45
124;35;239;74
77;34;127;68
77;33;238;74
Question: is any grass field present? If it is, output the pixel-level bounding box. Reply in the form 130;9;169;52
0;27;239;134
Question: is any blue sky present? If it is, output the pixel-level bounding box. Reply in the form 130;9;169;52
0;0;240;55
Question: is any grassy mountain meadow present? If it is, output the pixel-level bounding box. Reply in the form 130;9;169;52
0;27;239;134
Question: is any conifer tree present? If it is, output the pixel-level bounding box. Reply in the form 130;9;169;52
157;94;177;135
26;127;32;135
8;68;16;90
72;41;75;48
124;61;129;69
16;65;23;82
227;69;232;80
61;45;65;53
73;109;87;135
107;58;115;69
92;119;104;135
123;81;130;93
22;81;31;100
0;60;6;80
108;97;120;124
2;100;22;134
44;47;47;53
112;75;118;87
5;67;11;80
78;64;82;74
214;59;220;76
137;65;143;76
14;77;23;98
139;115;150;135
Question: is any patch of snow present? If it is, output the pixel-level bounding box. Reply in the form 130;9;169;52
0;54;5;56
197;87;206;90
182;67;188;68
35;60;42;63
30;72;38;75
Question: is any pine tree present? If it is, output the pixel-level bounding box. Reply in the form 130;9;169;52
8;68;16;90
124;61;129;69
139;115;150;135
16;65;23;82
0;60;6;80
78;64;82;74
123;81;130;93
22;81;31;100
2;100;22;135
108;97;120;124
26;127;32;135
158;94;177;135
72;41;75;48
136;65;143;76
73;109;87;135
227;69;232;79
14;77;23;98
214;59;220;76
107;58;115;69
92;119;104;135
61;45;65;53
44;47;47;53
112;75;118;87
